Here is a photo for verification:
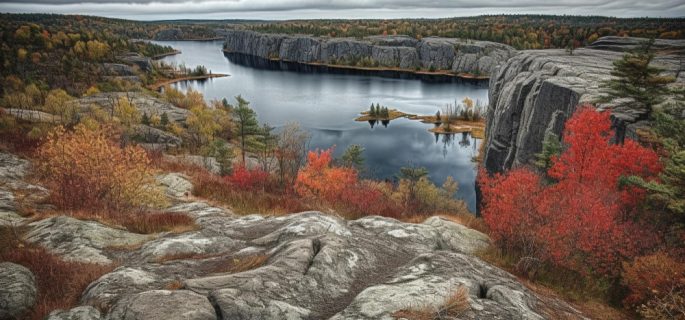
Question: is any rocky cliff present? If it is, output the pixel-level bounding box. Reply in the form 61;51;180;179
222;30;515;77
483;37;685;173
0;152;587;320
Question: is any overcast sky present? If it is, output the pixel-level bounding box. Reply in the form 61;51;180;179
1;0;684;20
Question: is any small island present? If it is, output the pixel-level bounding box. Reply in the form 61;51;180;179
356;98;486;138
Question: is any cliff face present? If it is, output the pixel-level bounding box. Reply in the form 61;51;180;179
483;37;685;173
222;30;515;76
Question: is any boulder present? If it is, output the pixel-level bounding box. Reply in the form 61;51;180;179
47;306;101;320
24;216;150;264
0;262;37;320
130;124;182;147
108;290;216;320
116;53;152;72
157;173;193;199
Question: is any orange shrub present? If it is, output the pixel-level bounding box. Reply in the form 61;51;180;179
36;125;166;211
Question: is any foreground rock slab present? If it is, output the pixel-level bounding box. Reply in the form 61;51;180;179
0;262;37;320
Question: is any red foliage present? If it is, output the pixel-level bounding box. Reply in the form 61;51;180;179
226;165;269;190
622;252;685;309
295;148;358;202
480;106;662;277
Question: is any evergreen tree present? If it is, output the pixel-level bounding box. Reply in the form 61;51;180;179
231;95;261;164
534;132;562;171
435;110;441;123
341;144;365;171
256;123;278;172
141;112;150;126
369;103;376;116
603;39;675;116
160;112;169;128
206;139;234;175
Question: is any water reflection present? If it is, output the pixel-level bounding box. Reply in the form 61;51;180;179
154;40;489;212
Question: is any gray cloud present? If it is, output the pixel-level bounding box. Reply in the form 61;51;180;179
0;0;683;19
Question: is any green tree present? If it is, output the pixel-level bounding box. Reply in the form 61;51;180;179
256;123;278;172
603;39;675;116
341;144;365;171
205;139;234;175
534;132;562;171
231;95;261;164
141;112;150;126
160;112;169;128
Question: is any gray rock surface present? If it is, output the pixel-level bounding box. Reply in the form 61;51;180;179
108;290;216;320
8;163;583;319
223;30;515;76
47;306;101;320
3;108;60;123
0;262;37;320
0;152;48;226
483;37;685;173
130;124;182;147
73;92;190;123
162;154;221;174
157;173;194;199
24;216;150;264
116;53;153;72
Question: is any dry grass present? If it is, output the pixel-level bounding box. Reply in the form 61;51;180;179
400;213;488;234
0;226;115;320
192;171;309;215
164;280;184;290
32;209;197;235
210;254;270;274
393;286;470;320
476;245;630;319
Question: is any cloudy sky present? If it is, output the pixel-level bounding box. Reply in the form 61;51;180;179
1;0;684;20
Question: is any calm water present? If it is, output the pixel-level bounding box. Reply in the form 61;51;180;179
154;40;488;212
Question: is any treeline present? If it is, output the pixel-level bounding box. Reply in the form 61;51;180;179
247;15;685;49
0;14;175;95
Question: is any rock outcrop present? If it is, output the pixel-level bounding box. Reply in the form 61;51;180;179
72;92;190;123
483;37;685;173
5;154;585;319
0;262;37;320
222;30;515;77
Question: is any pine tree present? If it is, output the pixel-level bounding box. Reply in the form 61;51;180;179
369;103;376;116
231;95;261;164
603;39;675;116
160;112;169;128
141;112;150;126
534;132;562;171
341;144;365;171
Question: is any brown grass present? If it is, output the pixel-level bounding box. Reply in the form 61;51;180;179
476;245;630;319
355;109;413;122
400;213;488;234
393;286;470;320
164;280;184;290
210;254;270;274
192;171;309;215
33;209;197;235
0;226;115;320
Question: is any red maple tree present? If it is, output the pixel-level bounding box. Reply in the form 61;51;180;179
480;106;662;276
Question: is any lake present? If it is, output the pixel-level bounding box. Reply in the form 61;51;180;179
153;40;489;212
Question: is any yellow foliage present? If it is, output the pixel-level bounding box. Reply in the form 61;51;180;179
114;97;140;128
36;125;167;210
84;86;100;96
43;89;75;124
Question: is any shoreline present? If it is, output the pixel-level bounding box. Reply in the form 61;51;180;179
147;73;229;90
151;50;181;60
223;49;489;81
